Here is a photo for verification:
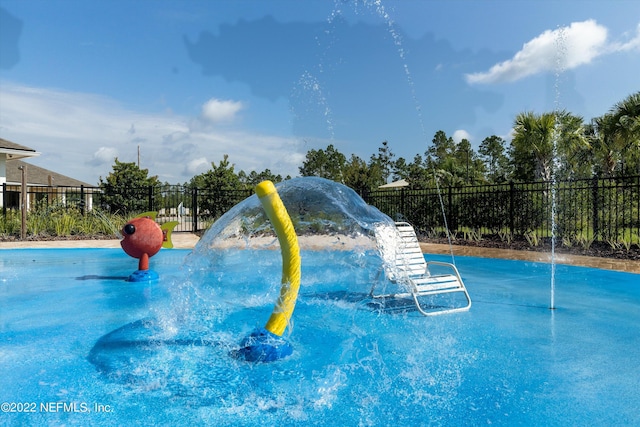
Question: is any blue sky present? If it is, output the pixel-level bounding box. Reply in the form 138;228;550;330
1;0;639;185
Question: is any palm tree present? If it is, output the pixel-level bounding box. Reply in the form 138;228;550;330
609;92;640;175
587;92;640;177
511;110;589;181
586;114;618;177
555;111;589;179
511;111;556;181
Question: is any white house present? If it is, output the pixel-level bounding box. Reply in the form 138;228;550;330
1;137;95;210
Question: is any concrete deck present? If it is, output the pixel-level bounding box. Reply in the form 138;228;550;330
0;233;637;274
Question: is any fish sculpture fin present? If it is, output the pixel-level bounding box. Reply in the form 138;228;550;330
161;221;179;248
135;211;158;221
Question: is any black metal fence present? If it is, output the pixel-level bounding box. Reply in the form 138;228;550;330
365;175;640;245
1;183;253;233
3;176;639;245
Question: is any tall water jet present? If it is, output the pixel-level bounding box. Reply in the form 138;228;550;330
549;24;567;310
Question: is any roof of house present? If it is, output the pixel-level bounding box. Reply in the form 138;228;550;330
6;159;94;187
0;137;40;160
378;179;409;189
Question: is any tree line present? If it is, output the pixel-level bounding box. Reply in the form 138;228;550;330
100;91;639;203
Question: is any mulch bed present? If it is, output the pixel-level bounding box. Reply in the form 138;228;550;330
0;234;118;242
420;235;640;261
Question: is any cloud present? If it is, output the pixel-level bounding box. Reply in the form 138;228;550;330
0;82;303;184
466;20;608;84
611;22;640;52
200;98;243;123
184;157;209;175
88;146;118;166
452;129;472;143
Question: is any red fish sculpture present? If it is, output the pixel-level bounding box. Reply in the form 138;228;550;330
120;212;179;281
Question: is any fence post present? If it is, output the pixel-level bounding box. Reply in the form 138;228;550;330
509;181;515;234
637;175;640;241
2;182;6;219
192;187;198;232
80;185;85;216
361;188;369;204
591;177;599;240
447;186;453;231
19;165;27;240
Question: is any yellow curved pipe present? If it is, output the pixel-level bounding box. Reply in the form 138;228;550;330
256;180;301;337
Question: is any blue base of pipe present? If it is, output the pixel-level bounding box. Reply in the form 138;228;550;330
127;269;159;282
232;327;293;363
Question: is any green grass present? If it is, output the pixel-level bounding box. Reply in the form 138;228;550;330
1;204;125;239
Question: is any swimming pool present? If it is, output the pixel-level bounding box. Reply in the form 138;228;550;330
1;248;638;426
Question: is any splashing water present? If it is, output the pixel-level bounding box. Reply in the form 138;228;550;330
291;71;335;139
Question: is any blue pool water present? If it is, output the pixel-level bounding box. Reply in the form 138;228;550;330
1;248;639;426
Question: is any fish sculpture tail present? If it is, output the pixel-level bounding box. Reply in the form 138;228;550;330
161;221;179;248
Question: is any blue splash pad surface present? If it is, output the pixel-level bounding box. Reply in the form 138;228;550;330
1;248;639;426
